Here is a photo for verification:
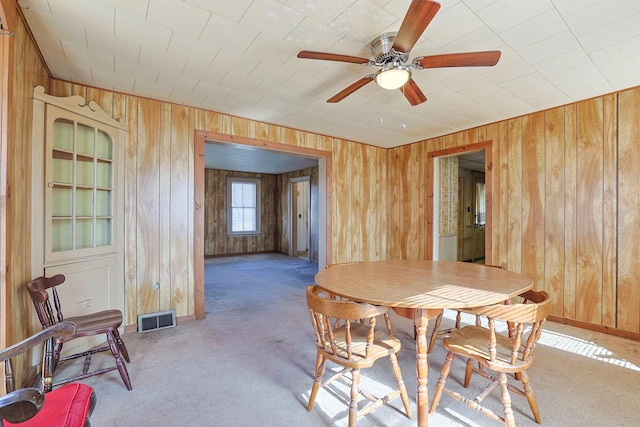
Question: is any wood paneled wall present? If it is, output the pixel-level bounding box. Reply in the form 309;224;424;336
204;169;278;256
387;91;640;335
203;166;319;259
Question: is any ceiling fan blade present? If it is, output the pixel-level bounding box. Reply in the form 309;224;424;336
327;77;374;103
401;78;427;106
415;51;502;69
297;50;371;65
392;0;441;53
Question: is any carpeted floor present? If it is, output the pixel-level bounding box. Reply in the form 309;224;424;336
77;253;639;426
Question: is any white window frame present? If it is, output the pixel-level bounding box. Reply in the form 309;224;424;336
227;177;261;236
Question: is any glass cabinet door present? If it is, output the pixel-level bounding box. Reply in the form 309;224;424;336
49;118;114;254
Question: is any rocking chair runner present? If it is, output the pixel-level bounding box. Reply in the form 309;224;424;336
305;285;411;427
27;274;132;391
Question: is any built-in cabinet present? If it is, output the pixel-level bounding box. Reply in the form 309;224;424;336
31;86;126;353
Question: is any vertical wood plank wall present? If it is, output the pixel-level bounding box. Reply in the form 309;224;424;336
203;166;318;259
5;7;640;352
387;91;640;334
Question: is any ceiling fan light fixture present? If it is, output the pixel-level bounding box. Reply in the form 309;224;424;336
375;65;411;90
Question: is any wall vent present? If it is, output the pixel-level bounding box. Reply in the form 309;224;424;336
137;310;176;332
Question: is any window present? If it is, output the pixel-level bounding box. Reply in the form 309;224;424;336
227;177;260;235
475;180;486;226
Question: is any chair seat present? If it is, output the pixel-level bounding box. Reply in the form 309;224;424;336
319;323;401;368
443;325;534;373
64;310;123;338
4;383;94;427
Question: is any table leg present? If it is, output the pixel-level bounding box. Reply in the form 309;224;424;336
415;308;429;426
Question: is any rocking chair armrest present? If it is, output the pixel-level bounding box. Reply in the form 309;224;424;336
0;322;76;364
0;388;45;423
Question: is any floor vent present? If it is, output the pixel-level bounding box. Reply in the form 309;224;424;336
137;310;176;332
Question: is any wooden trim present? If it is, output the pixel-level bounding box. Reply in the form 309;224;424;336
193;130;332;320
548;315;640;342
426;141;492;261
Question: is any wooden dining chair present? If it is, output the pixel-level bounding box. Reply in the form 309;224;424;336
27;274;132;391
428;290;550;427
0;322;96;427
305;285;412;427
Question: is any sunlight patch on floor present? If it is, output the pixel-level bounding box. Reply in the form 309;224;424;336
538;329;640;371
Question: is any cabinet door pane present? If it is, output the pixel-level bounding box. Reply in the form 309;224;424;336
52;119;74;151
76;124;95;157
51;219;73;252
96;219;112;246
75;219;93;249
96;161;112;188
96;130;113;160
76;189;94;217
76;158;94;186
96;189;111;216
52;187;73;217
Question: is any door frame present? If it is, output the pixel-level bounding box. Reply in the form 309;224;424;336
427;140;492;262
193;131;332;320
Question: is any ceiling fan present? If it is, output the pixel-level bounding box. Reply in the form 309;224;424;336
297;0;501;106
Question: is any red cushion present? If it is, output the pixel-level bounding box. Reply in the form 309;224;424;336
5;383;93;427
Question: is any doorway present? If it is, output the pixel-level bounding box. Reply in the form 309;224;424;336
193;130;332;319
428;141;492;263
291;177;310;259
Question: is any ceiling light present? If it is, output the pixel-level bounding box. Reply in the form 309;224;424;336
375;65;411;90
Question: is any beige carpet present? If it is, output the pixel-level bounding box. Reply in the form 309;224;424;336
72;253;639;426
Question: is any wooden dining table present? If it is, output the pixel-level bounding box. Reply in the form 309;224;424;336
314;259;534;427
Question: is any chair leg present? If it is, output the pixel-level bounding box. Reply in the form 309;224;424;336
519;370;542;423
106;331;132;390
307;353;326;412
349;368;361;427
427;312;443;354
498;372;516;427
429;350;454;414
112;329;130;363
388;353;412;419
463;357;475;387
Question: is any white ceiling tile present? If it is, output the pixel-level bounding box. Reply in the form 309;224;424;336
210;48;262;76
564;0;640;37
329;0;397;44
138;46;187;74
286;0;358;25
167;32;221;64
61;42;114;70
133;79;173;99
441;25;504;53
578;13;640;53
44;55;92;81
186;0;252;23
498;9;567;51
482;59;536;84
249;61;296;85
546;62;601;86
518;31;580;64
115;11;172;51
90;0;149;18
200;15;259;52
22;9;86;47
200;96;238;113
182;60;227;85
462;0;499;13
244;33;302;66
533;47;591;76
226;89;263;106
48;0;114;35
424;2;485;47
147;0;211;38
31;32;65;57
240;0;306;39
193;81;234;99
91;67;135;92
559;74;614;100
498;72;548;92
115;57;160;81
589;34;640;67
441;70;487;92
86;30;140;62
477;0;554;34
157;70;199;92
219;72;262;92
550;0;600;16
286;17;345;50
